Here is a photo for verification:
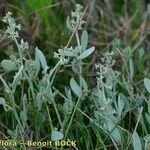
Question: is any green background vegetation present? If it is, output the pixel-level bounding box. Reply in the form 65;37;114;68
0;0;150;150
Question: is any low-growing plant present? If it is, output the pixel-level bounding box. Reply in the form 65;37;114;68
0;4;150;150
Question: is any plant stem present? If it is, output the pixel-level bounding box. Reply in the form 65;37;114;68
11;93;23;129
52;100;63;129
46;103;53;130
64;98;80;139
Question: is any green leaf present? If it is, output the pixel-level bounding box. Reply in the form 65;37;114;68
107;121;122;144
133;131;142;150
35;47;48;70
7;126;19;139
124;47;132;61
65;88;72;101
144;78;150;93
20;94;28;124
138;47;144;61
1;59;17;72
7;129;15;137
63;99;73;114
118;95;125;117
0;75;11;93
51;130;64;141
81;31;88;51
70;78;82;98
145;113;150;125
64;51;76;57
25;60;38;78
113;38;121;48
66;17;72;31
12;66;23;92
63;88;73;114
45;84;53;100
94;111;100;121
35;51;41;76
148;101;150;114
20;110;27;123
80;76;88;91
35;93;42;111
0;97;11;111
119;93;129;112
129;59;134;78
77;47;95;60
93;88;103;106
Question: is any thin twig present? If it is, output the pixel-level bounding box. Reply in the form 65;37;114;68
126;107;143;150
65;5;88;48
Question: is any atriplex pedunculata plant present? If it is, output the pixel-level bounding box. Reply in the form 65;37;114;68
92;52;125;148
0;4;95;148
